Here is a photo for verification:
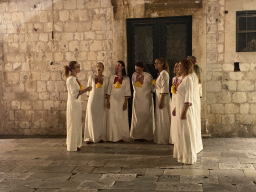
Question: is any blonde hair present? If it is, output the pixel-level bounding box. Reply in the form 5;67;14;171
156;58;170;74
180;59;194;75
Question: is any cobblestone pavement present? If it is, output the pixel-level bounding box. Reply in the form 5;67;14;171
1;138;256;192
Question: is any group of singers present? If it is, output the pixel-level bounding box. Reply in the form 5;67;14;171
64;57;203;165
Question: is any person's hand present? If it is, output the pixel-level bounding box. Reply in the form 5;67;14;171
181;111;186;119
106;101;110;109
123;102;127;111
159;100;164;109
86;86;92;91
172;108;176;116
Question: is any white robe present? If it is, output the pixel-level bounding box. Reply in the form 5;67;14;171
66;76;82;151
130;72;154;140
191;72;203;153
84;75;109;143
107;75;131;142
154;70;172;144
169;76;182;144
173;75;197;164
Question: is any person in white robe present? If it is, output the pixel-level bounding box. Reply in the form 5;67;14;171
84;62;109;144
106;61;131;142
169;63;181;144
64;61;92;151
173;59;198;164
130;61;154;141
153;58;172;145
187;56;203;153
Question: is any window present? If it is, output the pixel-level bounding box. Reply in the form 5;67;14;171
236;11;256;52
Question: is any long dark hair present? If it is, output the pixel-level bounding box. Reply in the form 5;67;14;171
116;60;126;76
64;61;77;77
194;64;202;84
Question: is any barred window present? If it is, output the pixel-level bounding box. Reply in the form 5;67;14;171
236;11;256;52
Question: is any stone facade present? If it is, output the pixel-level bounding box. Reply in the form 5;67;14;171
0;0;256;137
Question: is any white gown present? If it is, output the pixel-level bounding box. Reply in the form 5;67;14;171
191;72;203;153
130;72;154;141
107;75;131;142
154;70;172;144
84;75;109;143
66;76;82;151
173;75;197;164
169;76;182;144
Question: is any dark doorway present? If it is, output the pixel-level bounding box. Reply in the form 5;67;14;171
126;16;192;125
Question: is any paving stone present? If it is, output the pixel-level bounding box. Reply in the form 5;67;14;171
236;184;256;192
87;160;106;167
222;152;249;158
164;169;209;176
99;173;137;182
78;181;115;190
21;180;82;189
180;175;219;184
210;170;245;177
239;158;256;164
49;160;90;166
120;168;146;174
134;175;158;182
111;181;157;190
26;172;72;181
243;170;256;177
218;176;254;185
202;183;238;192
158;175;180;182
92;167;121;174
104;160;139;168
219;163;255;170
69;173;102;182
201;157;240;163
72;166;95;173
156;182;203;191
145;168;164;175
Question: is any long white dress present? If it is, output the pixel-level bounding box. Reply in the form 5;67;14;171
191;72;203;153
130;72;154;140
107;75;131;142
84;75;109;143
66;76;82;151
169;76;182;144
173;75;197;164
154;70;172;144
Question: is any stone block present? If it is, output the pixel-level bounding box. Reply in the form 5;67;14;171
65;52;76;61
74;33;83;41
53;0;63;9
55;81;66;92
211;104;224;114
240;103;249;114
9;42;19;53
39;92;50;100
37;81;47;92
76;22;92;32
5;63;13;71
64;0;76;9
240;63;251;71
92;20;107;31
44;101;54;110
6;53;17;62
218;44;224;53
250;104;256;114
12;101;20;110
229;72;244;80
84;32;96;40
222;114;235;124
47;81;55;92
59;41;69;52
28;92;39;101
69;41;79;52
39;33;49;42
21;101;32;110
61;33;73;41
77;52;88;61
13;82;25;93
50;92;60;100
88;52;97;61
244;71;256;80
2;13;12;24
55;53;64;62
8;72;20;82
90;40;103;51
236;114;256;124
211;72;222;81
80;41;89;51
206;81;221;92
218;91;232;103
248;92;256;103
225;104;239;114
39;11;48;23
64;22;77;33
70;10;88;21
25;34;39;42
51;72;62;81
32;101;43;110
84;0;100;8
44;22;53;32
207;43;216;52
60;92;68;100
19;121;30;129
207;92;218;104
222;81;236;91
232;92;246;103
237;81;254;91
101;0;112;7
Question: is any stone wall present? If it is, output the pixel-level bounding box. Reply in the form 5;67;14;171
1;0;256;137
0;0;114;135
206;0;256;137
